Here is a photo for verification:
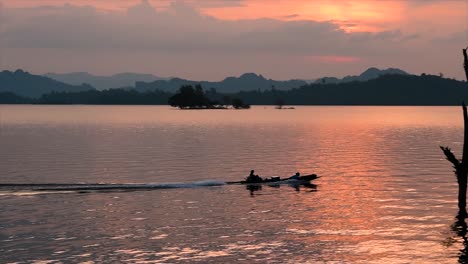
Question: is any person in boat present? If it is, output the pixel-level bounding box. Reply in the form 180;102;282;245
289;172;301;180
246;170;263;183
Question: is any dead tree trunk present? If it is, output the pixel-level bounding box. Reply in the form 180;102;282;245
440;48;468;217
464;48;468;83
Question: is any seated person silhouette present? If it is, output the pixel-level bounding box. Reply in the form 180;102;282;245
289;172;301;180
246;170;263;183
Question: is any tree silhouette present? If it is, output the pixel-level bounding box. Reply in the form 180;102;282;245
222;95;231;107
232;98;250;109
275;98;285;109
440;47;468;217
168;85;217;109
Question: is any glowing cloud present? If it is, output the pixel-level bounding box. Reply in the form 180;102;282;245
306;56;361;64
1;0;466;80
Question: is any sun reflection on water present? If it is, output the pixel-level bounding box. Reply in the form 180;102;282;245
0;106;465;263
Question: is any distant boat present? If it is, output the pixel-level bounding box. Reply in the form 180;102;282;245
275;106;295;109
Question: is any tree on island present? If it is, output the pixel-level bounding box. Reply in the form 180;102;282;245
222;95;232;108
275;98;285;109
232;98;250;109
168;84;219;109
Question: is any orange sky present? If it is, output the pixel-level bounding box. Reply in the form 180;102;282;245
2;0;467;80
4;0;466;33
203;0;404;32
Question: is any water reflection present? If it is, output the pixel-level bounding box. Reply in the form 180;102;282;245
451;214;468;263
245;182;317;196
0;106;464;263
246;184;262;196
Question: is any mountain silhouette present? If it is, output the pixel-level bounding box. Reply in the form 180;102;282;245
1;71;467;105
0;70;94;98
238;73;467;105
0;92;31;104
45;72;165;90
315;67;409;84
134;72;308;93
45;68;409;92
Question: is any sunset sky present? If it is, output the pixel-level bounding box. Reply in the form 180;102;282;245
1;0;467;80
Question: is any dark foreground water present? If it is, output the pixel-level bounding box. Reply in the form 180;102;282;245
0;105;465;263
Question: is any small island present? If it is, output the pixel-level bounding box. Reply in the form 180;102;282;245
275;99;295;109
168;84;250;109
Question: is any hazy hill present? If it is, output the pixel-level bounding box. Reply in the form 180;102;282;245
236;74;467;105
45;72;165;90
0;92;32;104
135;73;308;93
0;70;94;98
3;69;466;106
315;67;409;84
43;68;409;92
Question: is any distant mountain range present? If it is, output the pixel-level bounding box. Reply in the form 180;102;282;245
314;67;409;84
0;67;418;99
2;73;466;106
0;70;93;98
44;72;166;90
134;73;308;93
243;74;467;105
1;69;467;105
44;67;410;93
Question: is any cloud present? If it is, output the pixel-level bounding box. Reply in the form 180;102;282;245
432;30;468;44
127;0;156;18
281;14;300;19
1;1;416;54
306;55;361;64
186;0;245;8
0;0;466;80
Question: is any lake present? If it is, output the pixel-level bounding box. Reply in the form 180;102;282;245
0;105;465;263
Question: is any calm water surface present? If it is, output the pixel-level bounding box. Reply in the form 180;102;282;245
0;105;465;263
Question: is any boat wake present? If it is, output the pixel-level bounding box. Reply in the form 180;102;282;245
0;177;319;196
0;180;227;194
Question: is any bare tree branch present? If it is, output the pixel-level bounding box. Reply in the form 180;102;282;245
440;146;461;171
